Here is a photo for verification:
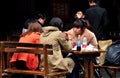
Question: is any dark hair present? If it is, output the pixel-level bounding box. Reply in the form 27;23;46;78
49;17;63;30
88;0;99;3
35;13;46;20
24;18;37;29
21;22;43;37
73;19;87;29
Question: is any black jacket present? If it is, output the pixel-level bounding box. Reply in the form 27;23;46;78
85;5;109;40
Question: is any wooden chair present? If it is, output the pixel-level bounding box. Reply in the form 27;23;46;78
94;64;120;78
0;41;69;78
94;40;120;78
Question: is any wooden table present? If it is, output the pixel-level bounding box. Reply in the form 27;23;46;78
72;50;106;78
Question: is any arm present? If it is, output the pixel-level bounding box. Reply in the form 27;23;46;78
57;32;72;52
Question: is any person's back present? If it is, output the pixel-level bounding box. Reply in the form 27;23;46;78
10;22;43;70
40;17;74;74
85;0;109;40
20;22;42;43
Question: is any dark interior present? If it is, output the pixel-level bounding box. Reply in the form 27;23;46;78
1;0;120;41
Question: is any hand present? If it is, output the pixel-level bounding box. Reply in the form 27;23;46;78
63;32;69;40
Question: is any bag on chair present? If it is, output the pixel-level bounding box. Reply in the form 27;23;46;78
98;39;112;66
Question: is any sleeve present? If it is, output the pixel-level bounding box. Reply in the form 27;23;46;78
57;31;72;52
90;35;98;48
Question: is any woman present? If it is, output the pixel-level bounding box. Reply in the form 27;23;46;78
64;19;99;78
40;17;77;78
65;18;98;48
10;22;43;70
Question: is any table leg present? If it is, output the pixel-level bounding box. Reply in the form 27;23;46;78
84;57;89;78
90;56;94;78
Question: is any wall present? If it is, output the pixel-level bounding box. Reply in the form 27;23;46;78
1;0;120;40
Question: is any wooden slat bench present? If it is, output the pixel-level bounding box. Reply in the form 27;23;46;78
0;41;69;78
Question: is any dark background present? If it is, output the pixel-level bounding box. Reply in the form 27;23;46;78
1;0;120;40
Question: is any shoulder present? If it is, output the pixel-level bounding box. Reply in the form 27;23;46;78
85;29;95;36
56;31;64;36
66;28;74;34
32;32;40;35
30;32;40;38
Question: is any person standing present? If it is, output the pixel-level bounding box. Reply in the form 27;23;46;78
84;0;112;66
85;0;110;40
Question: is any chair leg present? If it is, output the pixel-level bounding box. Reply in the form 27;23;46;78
111;69;116;78
34;75;37;78
94;68;103;78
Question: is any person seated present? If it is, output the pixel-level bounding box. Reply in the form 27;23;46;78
22;18;37;33
40;17;82;78
64;18;98;49
22;13;46;33
74;11;85;19
64;18;100;78
10;22;43;70
33;12;46;26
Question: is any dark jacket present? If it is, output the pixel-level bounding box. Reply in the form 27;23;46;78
85;5;109;40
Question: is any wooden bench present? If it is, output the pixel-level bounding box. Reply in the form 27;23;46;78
0;41;69;78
